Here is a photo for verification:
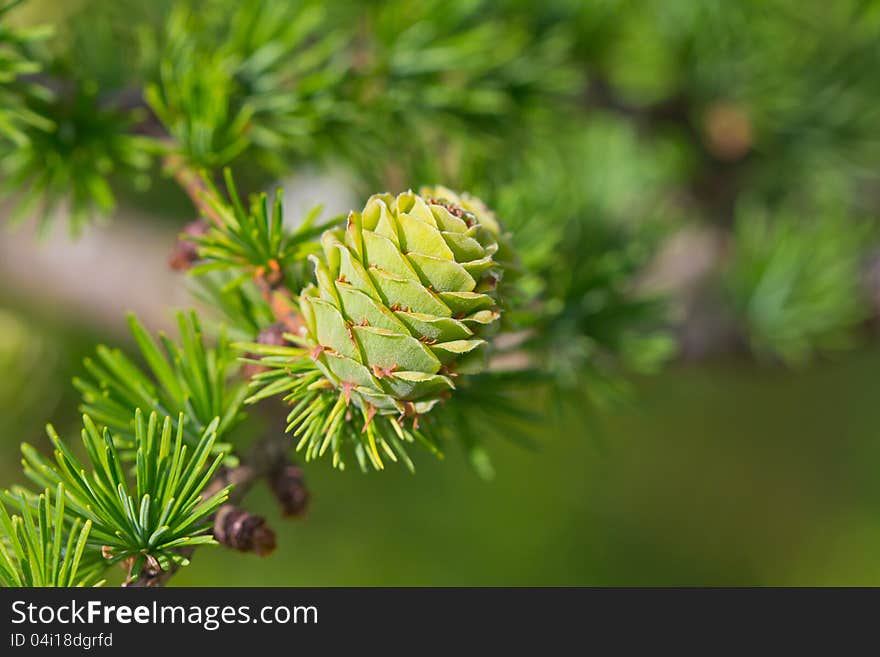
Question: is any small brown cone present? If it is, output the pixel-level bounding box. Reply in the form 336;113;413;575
269;462;310;518
213;505;277;556
169;218;210;271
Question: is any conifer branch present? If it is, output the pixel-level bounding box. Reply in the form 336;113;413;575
5;0;877;591
127;426;296;587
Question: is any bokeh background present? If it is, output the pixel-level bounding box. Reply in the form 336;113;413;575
3;0;880;585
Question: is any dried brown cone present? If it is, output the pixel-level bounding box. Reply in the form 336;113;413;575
269;462;310;518
168;218;210;271
242;322;293;378
213;505;277;556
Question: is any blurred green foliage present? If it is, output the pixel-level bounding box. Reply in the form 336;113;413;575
0;308;60;439
0;0;52;144
1;80;152;233
726;200;872;366
145;1;352;171
4;0;880;363
486;115;682;398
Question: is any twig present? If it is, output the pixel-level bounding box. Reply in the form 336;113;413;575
127;162;308;587
164;153;306;332
163;153;223;226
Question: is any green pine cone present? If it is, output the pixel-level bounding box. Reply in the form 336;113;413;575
299;187;506;418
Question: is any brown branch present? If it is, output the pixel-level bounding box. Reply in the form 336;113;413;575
254;276;306;334
163;153;224;226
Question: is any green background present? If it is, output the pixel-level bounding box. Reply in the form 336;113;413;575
177;349;880;586
3;310;878;585
3;0;880;586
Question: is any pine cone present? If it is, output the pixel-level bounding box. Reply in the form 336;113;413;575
300;187;505;417
213;505;276;556
268;462;309;517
